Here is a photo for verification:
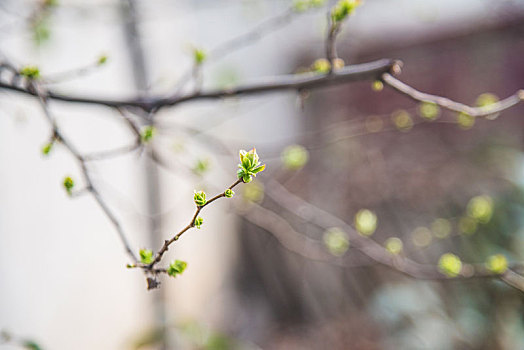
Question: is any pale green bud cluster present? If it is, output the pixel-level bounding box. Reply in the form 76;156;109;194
194;216;204;229
141;126;156;143
224;189;234;198
385;237;403;255
20;66;40;79
167;260;187;277
419;101;440;120
371;80;383;92
438;253;462;277
194;49;206;64
139;248;154;264
354;209;377;236
237;148;266;183
293;0;326;13
97;55;108;65
63;176;74;195
323;227;349;256
486;254;508;274
193;191;207;207
331;0;361;24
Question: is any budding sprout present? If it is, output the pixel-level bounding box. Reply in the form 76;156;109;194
194;217;204;229
63;176;74;195
141;126;156;143
167;260;187;277
97;55;108;65
224;189;234;198
193;191;207;207
20;65;40;79
139;249;154;264
237;148;265;183
194;48;206;64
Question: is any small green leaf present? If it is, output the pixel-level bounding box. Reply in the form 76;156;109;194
139;249;154;264
41;142;53;156
167;259;187;277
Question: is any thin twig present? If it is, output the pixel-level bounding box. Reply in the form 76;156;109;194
382;72;524;118
147;178;243;267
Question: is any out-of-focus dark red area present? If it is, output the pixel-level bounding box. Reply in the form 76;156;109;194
235;10;524;350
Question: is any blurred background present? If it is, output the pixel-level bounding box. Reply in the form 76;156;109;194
1;0;524;349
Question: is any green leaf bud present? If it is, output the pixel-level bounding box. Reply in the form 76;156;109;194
371;80;383;92
438;253;462;277
22;340;42;350
385;237;403;255
193;191;207;207
41;141;53;155
354;209;377;236
63;176;74;195
457;112;475;129
238;148;265;183
97;55;108;65
333;58;345;70
194;216;204;229
281;144;309;170
331;0;361;24
141;126;156;143
139;248;154;264
312;58;331;73
323;227;349;256
391;110;413;132
467;195;493;224
194;48;206;64
167;259;187;277
486;254;508;274
20;66;40;79
224;189;234;198
419;101;440;120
